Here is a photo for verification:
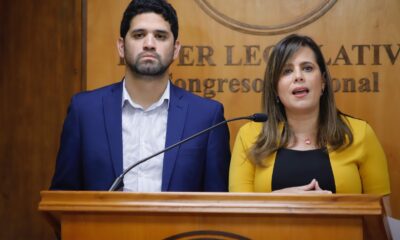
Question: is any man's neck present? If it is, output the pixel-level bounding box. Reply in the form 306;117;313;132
124;72;169;109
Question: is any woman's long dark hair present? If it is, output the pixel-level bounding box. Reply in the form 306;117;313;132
250;34;353;166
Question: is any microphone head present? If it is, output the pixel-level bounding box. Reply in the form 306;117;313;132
251;113;268;122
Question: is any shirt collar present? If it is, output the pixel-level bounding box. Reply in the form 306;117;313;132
122;79;170;111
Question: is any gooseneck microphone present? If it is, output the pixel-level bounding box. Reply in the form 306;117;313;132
108;113;268;191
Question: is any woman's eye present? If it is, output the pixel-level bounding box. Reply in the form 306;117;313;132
282;68;292;75
304;66;313;72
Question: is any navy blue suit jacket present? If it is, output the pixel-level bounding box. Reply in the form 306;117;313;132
50;81;231;191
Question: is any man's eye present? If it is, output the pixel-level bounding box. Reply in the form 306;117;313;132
155;34;167;40
133;33;144;39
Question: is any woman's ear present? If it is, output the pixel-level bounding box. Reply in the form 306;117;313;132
321;72;327;93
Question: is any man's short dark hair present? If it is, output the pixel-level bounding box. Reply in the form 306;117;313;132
120;0;179;41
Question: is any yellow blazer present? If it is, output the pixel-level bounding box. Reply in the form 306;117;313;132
229;116;390;194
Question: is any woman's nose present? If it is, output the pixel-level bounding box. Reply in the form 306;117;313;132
294;69;304;82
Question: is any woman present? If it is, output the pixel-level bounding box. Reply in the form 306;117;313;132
229;34;390;197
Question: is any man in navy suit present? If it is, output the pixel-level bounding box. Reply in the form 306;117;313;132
50;0;231;192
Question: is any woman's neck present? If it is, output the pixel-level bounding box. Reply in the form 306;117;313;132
286;109;319;150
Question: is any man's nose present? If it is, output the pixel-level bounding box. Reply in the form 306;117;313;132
143;35;156;50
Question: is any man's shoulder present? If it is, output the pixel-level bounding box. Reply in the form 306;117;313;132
67;81;122;112
73;81;122;101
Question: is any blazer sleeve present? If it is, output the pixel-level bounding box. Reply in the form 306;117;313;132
359;123;391;194
50;96;83;190
203;103;231;191
229;123;256;192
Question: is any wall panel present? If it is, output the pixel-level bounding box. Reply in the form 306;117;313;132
0;0;82;239
86;0;400;217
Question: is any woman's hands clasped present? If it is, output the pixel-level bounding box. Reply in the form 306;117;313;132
272;179;332;194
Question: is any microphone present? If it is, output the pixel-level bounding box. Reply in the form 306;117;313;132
108;113;268;191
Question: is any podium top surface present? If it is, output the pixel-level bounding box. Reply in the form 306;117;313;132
39;191;383;216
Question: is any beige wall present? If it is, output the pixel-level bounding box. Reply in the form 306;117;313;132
86;0;400;217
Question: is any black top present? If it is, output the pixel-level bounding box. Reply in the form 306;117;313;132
271;148;336;192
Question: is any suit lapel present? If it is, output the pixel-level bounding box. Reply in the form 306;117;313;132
103;82;123;178
162;84;187;191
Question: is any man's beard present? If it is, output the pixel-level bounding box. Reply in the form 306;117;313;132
126;52;173;76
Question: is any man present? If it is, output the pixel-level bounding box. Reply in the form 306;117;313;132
50;0;231;192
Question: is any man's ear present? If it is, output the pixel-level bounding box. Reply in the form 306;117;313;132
117;37;125;58
173;40;181;60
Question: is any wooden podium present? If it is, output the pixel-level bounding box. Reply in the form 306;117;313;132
39;191;391;240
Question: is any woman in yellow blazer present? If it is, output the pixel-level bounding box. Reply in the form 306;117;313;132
229;35;390;199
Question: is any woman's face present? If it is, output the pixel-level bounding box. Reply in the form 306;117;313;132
277;46;325;115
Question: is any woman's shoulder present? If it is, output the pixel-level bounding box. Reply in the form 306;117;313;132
341;114;376;140
237;121;264;140
342;114;368;130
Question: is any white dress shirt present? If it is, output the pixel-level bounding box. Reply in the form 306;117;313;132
121;80;169;192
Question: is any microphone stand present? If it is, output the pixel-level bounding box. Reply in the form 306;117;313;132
108;114;267;191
